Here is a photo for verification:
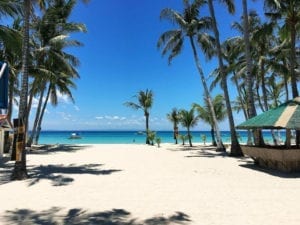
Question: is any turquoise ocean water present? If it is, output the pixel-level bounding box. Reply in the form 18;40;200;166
36;130;279;145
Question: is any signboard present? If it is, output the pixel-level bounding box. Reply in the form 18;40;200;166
0;62;8;109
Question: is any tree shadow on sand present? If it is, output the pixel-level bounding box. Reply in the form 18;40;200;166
0;157;13;185
27;163;122;186
28;144;90;155
3;208;191;225
185;149;227;158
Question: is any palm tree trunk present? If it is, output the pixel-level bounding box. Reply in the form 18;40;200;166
34;84;51;145
242;0;256;119
188;36;224;151
289;22;300;147
242;0;264;146
174;126;178;144
207;0;242;156
145;112;150;144
187;128;192;147
211;127;216;146
27;86;46;146
11;0;30;180
7;74;14;122
289;23;299;98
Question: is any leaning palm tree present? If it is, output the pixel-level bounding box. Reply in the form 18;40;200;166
167;108;180;144
27;0;86;146
124;89;153;144
178;108;199;147
193;94;226;147
206;0;242;156
157;0;224;151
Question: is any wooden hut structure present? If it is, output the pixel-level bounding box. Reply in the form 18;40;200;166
0;115;12;158
236;97;300;172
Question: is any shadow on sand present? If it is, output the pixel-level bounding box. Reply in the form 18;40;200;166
27;163;122;186
239;162;300;178
0;157;13;185
3;208;191;225
28;144;90;155
185;149;227;158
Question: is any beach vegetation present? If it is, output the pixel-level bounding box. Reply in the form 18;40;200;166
124;89;153;145
178;108;199;147
155;137;161;148
147;130;156;146
166;108;180;144
177;134;186;145
157;0;225;151
201;134;206;145
193;94;226;147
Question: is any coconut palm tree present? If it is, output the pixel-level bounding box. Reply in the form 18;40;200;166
11;0;89;180
27;0;86;146
157;0;224;151
264;0;300;147
178;108;199;147
124;89;153;144
242;0;257;120
193;94;226;147
0;0;22;19
167;108;180;144
206;0;243;156
264;0;300;98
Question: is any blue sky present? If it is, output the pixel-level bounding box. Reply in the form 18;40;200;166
27;0;264;131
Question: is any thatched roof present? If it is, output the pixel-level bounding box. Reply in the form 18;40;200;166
236;97;300;130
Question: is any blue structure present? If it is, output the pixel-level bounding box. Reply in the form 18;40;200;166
0;62;8;109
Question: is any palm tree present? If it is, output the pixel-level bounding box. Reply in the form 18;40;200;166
11;0;89;180
157;0;224;151
206;0;243;156
167;108;179;144
265;0;300;146
264;0;300;98
124;89;153;144
0;0;22;19
193;94;226;147
178;108;199;147
230;3;264;146
27;0;86;146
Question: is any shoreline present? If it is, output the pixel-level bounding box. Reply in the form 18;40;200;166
1;143;300;225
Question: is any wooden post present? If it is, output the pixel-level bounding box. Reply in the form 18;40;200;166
286;129;291;148
11;119;24;161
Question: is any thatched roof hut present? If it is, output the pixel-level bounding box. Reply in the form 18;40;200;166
236;97;300;172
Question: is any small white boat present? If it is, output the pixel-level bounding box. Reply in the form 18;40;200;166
68;133;81;139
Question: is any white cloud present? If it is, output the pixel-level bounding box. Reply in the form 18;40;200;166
74;105;80;111
57;111;72;120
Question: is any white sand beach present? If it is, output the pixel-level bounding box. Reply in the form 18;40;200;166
1;143;300;225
